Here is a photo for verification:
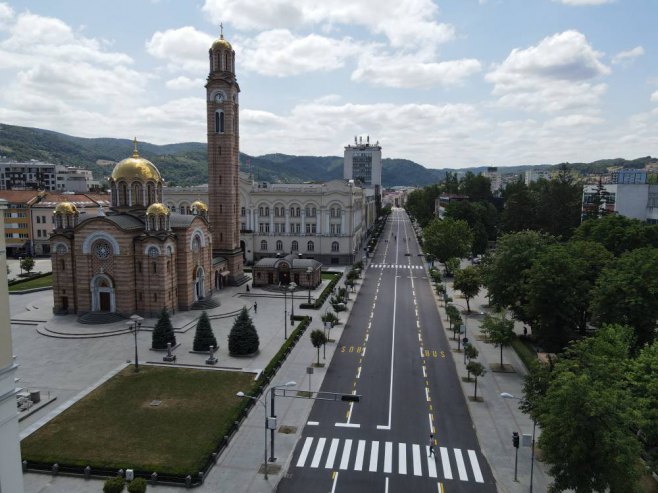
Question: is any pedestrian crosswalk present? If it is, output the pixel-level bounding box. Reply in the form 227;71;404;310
294;436;485;483
369;264;425;270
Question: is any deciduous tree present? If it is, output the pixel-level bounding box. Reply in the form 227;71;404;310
453;266;480;312
423;218;473;265
310;329;327;365
480;312;515;367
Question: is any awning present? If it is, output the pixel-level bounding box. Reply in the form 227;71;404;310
219;270;231;277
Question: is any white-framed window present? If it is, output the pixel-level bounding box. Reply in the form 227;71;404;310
276;240;283;251
307;240;314;252
291;240;298;251
261;240;268;251
332;241;339;252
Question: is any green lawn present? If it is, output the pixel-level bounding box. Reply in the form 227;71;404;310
8;274;53;291
21;366;254;475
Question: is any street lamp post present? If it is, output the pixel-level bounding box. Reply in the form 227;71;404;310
126;315;144;372
501;392;536;493
236;392;268;480
306;266;313;303
268;381;297;462
448;302;468;359
283;286;288;340
289;282;297;325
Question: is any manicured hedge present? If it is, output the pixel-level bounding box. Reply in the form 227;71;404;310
299;273;342;310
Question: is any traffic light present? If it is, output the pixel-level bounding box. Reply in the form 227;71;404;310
512;431;520;448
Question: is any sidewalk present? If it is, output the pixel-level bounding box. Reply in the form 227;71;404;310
433;261;552;493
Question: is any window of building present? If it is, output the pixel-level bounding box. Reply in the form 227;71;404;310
332;241;339;252
241;207;246;216
292;240;298;251
307;240;314;252
311;224;317;234
259;222;270;233
261;240;268;251
215;111;225;133
276;240;283;251
305;223;311;234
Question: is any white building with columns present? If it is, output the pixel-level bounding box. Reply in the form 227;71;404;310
0;199;25;493
164;174;368;265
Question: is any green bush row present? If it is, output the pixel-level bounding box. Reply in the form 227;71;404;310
299;273;342;310
257;316;311;385
510;335;537;372
8;270;52;286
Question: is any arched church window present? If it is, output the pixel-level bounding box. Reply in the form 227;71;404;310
118;183;127;205
147;183;155;204
307;241;314;252
132;182;143;206
276;240;283;251
260;240;268;251
152;262;157;274
332;241;339;252
192;236;202;252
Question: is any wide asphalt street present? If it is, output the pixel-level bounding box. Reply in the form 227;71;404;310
278;209;497;493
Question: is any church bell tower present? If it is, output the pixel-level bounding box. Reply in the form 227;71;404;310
206;27;244;284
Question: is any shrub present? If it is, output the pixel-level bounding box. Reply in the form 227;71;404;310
228;307;259;356
193;311;218;352
20;256;35;274
310;329;328;365
103;477;125;493
127;477;147;493
152;309;176;349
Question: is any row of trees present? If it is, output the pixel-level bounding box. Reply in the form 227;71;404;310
152;307;259;356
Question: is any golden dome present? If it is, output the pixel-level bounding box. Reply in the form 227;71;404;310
111;138;162;183
192;200;208;213
146;203;170;216
212;35;232;51
54;201;78;215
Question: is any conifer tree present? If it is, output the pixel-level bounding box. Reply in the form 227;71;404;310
193;311;217;352
152;309;176;349
228;306;259;356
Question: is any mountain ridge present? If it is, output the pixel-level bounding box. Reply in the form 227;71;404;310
0;123;654;187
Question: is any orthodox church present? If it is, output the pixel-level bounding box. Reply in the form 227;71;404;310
50;30;245;318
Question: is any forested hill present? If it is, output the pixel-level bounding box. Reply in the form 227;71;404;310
0;123;654;187
0;123;444;187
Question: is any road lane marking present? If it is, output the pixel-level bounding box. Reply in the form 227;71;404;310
325;438;339;469
385;477;389;493
428;413;434;433
354;440;366;471
339;439;352;470
419;347;423;358
398;443;407;475
422;365;427;378
296;437;313;467
412;444;422;476
425;387;430;402
369;441;379;472
356;366;361;378
330;472;338;493
426;447;438;478
310;437;326;468
384;442;393;473
468;450;484;483
454;448;468;480
440;447;452;479
361;347;366;357
335;422;360;428
307;421;319;426
365;333;369;342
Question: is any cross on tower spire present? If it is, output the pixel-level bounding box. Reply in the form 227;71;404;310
220;22;224;39
132;137;139;157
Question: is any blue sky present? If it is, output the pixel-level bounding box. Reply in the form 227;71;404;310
0;0;657;169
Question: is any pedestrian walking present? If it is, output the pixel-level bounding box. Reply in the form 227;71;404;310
428;434;435;457
253;301;257;314
246;284;250;292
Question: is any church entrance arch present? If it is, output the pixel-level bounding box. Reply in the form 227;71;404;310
278;262;291;284
91;274;116;313
240;240;246;262
194;266;205;301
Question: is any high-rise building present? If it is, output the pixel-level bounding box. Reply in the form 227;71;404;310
344;136;382;188
0;199;25;493
206;29;245;284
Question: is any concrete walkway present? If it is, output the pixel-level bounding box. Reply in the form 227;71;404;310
14;253;554;492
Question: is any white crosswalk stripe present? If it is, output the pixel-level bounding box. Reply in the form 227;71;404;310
369;264;424;269
294;437;485;482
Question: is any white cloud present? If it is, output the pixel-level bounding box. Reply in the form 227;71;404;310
612;46;644;65
146;26;215;73
553;0;614;5
202;0;455;49
352;52;481;88
239;29;357;77
544;114;605;127
486;30;610;112
166;76;206;90
651;90;658;103
0;2;14;29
